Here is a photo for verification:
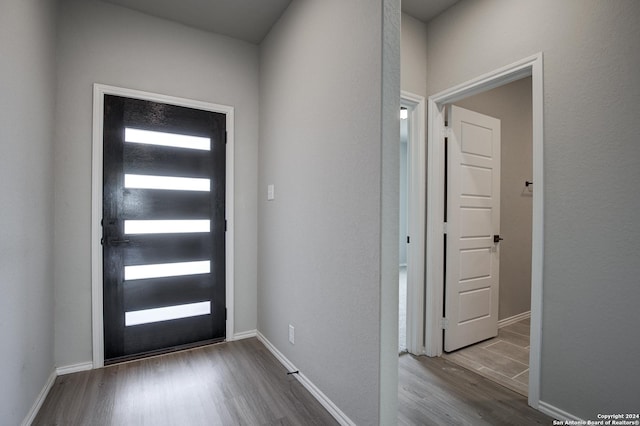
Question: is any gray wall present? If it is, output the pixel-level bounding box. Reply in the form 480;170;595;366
456;77;533;320
258;1;399;423
426;0;640;417
401;12;427;98
0;0;57;422
54;0;259;366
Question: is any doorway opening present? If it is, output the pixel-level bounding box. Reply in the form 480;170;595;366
399;106;409;353
440;77;533;396
400;91;426;356
425;53;544;408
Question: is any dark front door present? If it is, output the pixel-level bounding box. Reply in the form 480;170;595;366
102;95;226;363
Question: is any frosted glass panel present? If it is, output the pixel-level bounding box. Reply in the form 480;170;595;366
125;301;211;326
125;128;210;151
124;260;210;281
124;174;210;192
124;220;210;234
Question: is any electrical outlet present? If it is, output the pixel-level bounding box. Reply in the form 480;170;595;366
267;184;275;201
288;324;295;344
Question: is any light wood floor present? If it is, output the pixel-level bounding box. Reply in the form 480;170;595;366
442;318;531;396
398;353;551;425
33;338;338;425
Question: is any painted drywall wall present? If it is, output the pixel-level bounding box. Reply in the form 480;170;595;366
401;12;428;98
456;77;533;320
379;3;401;423
54;0;259;366
258;0;400;423
0;0;56;422
427;0;640;418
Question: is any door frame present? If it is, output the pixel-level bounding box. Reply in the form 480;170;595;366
91;83;235;368
401;91;426;355
425;53;544;408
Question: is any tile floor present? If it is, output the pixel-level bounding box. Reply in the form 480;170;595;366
442;317;531;396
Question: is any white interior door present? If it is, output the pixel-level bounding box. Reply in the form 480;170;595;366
444;105;501;352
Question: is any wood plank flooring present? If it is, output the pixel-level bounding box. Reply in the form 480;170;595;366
33;338;338;426
398;353;551;425
442;318;531;396
34;335;551;425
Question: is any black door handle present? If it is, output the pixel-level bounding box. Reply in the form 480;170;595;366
493;235;504;243
109;238;131;245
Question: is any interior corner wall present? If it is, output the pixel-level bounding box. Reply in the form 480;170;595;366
258;1;397;423
455;77;533;320
426;0;640;418
401;12;427;98
54;0;259;367
0;0;57;422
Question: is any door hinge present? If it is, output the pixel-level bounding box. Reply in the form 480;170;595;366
224;219;227;232
225;131;228;144
225;307;227;320
443;222;447;234
441;318;449;330
442;125;452;139
407;236;410;244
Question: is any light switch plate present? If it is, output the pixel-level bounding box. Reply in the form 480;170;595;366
267;184;275;201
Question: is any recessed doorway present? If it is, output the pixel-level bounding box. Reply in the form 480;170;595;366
441;77;534;396
425;54;544;407
400;91;426;356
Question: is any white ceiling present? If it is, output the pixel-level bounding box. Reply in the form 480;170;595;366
101;0;459;44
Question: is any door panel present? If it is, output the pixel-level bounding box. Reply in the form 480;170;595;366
445;105;500;352
122;190;211;219
103;95;226;363
123;144;215;177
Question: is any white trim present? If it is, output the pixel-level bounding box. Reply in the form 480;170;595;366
21;370;56;426
231;329;257;341
56;362;94;376
401;91;426;356
498;311;531;328
538;401;583;422
256;332;356;426
91;83;235;368
425;53;544;409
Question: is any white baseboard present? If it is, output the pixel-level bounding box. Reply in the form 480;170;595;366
256;331;356;426
231;329;257;341
56;361;94;376
21;370;56;426
498;311;531;328
538;400;583;422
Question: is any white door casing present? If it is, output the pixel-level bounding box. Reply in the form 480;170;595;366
444;105;501;352
426;53;544;407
